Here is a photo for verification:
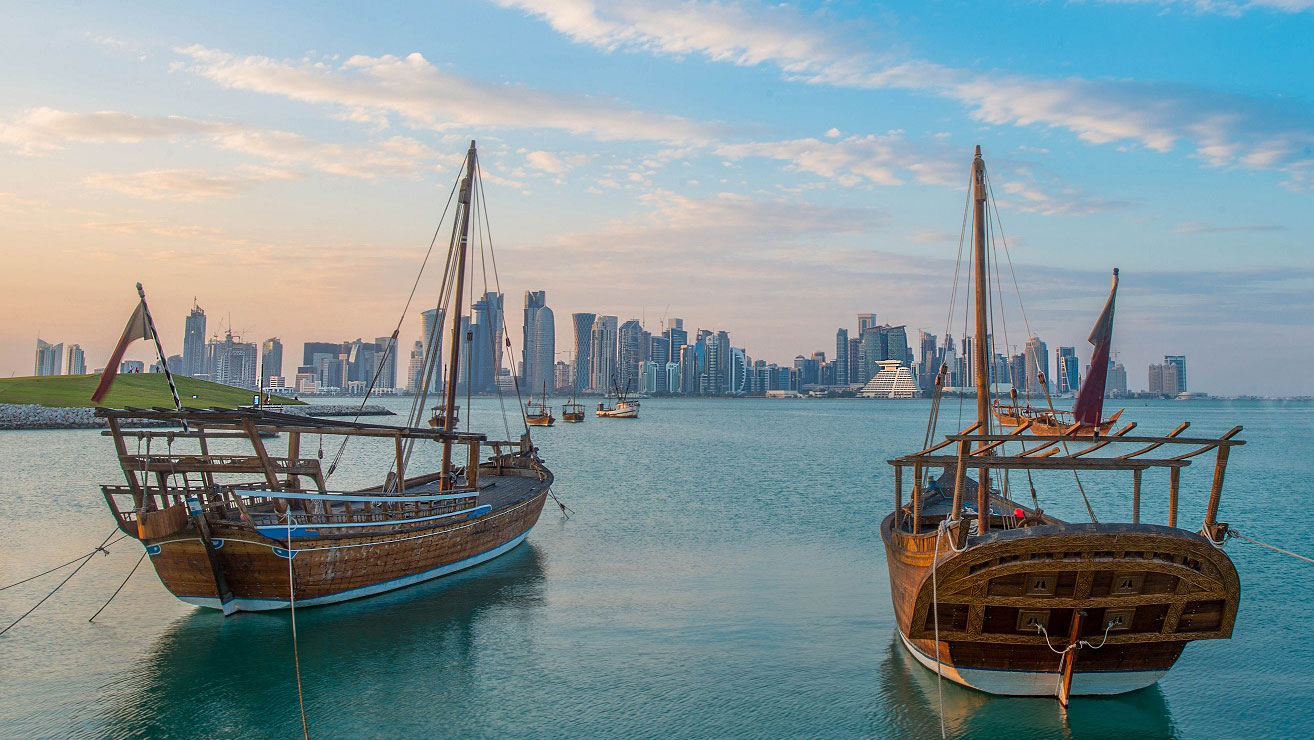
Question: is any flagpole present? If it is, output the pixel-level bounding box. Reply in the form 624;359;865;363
136;283;189;432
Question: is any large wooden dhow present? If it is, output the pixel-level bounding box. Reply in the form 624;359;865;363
98;407;549;613
882;146;1244;703
93;141;553;614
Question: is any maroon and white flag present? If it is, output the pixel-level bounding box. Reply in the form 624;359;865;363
1072;269;1119;426
90;299;153;404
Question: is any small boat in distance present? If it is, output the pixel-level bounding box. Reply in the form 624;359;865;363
596;378;639;418
526;383;555;427
881;146;1243;704
993;269;1125;436
427;402;459;428
561;389;585;423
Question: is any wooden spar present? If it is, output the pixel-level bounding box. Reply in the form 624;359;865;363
1133;468;1143;524
1203;444;1231;534
894;466;903;529
441;140;477;491
1058;610;1087;706
911;463;922;535
1169;467;1181;527
394;432;406;494
105;417;144;509
972;145;992;535
286;431;301;491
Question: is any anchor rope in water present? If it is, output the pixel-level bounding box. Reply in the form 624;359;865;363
88;550;147;623
1227;529;1314;564
284;512;311;740
1;528;120;636
0;533;129;592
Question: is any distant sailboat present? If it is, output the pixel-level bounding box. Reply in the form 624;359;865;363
596;377;639;419
561;388;585;423
526;382;555;427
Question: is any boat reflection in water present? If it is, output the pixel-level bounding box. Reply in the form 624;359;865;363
871;634;1181;740
102;544;546;738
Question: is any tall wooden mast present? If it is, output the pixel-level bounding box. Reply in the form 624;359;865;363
971;145;993;533
440;140;477;489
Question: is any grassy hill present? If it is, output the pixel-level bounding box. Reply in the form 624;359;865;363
0;374;303;409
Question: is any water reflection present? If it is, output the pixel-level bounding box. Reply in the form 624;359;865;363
97;544;547;739
870;634;1180;740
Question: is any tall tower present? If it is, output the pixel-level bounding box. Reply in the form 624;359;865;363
1023;335;1049;397
857;313;879;333
572;312;596;392
34;339;62;376
522;291;555;392
589;315;618;392
835;328;849;386
1164;355;1187;393
182;302;207;378
66;344;86;375
261;338;284;388
420;308;445;392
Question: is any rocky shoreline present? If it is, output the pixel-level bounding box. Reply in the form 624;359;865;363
0;403;395;430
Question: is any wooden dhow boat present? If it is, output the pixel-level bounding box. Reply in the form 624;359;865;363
94;141;553;614
561;391;585;423
526;383;555;427
881;146;1243;704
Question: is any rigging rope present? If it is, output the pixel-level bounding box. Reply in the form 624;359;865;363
1228;530;1314;564
1;528;120;635
88;550;146;622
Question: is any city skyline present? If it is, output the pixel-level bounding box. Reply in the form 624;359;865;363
2;3;1312;394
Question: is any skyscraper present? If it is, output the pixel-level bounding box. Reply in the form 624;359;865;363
835;329;849;386
1023;335;1049;397
1164;355;1188;393
858;313;879;333
374;336;397;390
208;331;258;390
406;341;425;393
419;308;445;392
34;339;62;376
589;315;618;392
618;319;643;392
1108;360;1128;397
1057;346;1079;395
701;331;726;394
182;302;207;378
571;312;596;392
66;344;85;375
261;338;284;387
522;291;555;392
919;331;938;391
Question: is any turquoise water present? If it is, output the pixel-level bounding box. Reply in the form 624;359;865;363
1;398;1311;739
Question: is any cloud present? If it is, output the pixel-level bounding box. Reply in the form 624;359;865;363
83;167;302;201
498;0;1314;183
715;132;961;187
174;45;717;143
0;107;228;154
1;107;448;181
0;192;48;214
999;180;1134;216
1091;1;1314;16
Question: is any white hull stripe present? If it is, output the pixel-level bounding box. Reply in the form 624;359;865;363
897;632;1167;697
177;530;531;612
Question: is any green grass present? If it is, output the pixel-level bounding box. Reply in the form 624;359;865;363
0;374;303;409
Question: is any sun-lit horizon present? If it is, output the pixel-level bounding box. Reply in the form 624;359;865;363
4;1;1312;395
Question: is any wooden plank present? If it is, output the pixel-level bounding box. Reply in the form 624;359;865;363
889;454;1192;471
1133;468;1142;524
1116;422;1189;460
1068;422;1138;457
1168;467;1181;527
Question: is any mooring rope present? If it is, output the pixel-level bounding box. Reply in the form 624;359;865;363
1228;530;1314;565
285;513;311;740
88;550;146;622
0;533;129;592
1;528;120;636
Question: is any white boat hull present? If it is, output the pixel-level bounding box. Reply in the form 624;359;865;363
898;632;1166;697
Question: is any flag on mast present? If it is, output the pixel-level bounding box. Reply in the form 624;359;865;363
91;297;153;403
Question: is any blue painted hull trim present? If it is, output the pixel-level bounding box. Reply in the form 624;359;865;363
177;530;531;612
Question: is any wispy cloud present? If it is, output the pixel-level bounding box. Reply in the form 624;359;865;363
174;45;717;144
1000;180;1134;216
83;167;302;201
0;107;227;154
715;132;961;187
498;0;1314;185
1091;1;1314;16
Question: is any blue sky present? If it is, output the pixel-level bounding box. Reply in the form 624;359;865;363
1;1;1311;394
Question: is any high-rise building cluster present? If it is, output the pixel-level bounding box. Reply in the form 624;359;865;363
19;295;1185;400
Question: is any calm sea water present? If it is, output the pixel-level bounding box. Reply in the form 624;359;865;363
1;397;1311;739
